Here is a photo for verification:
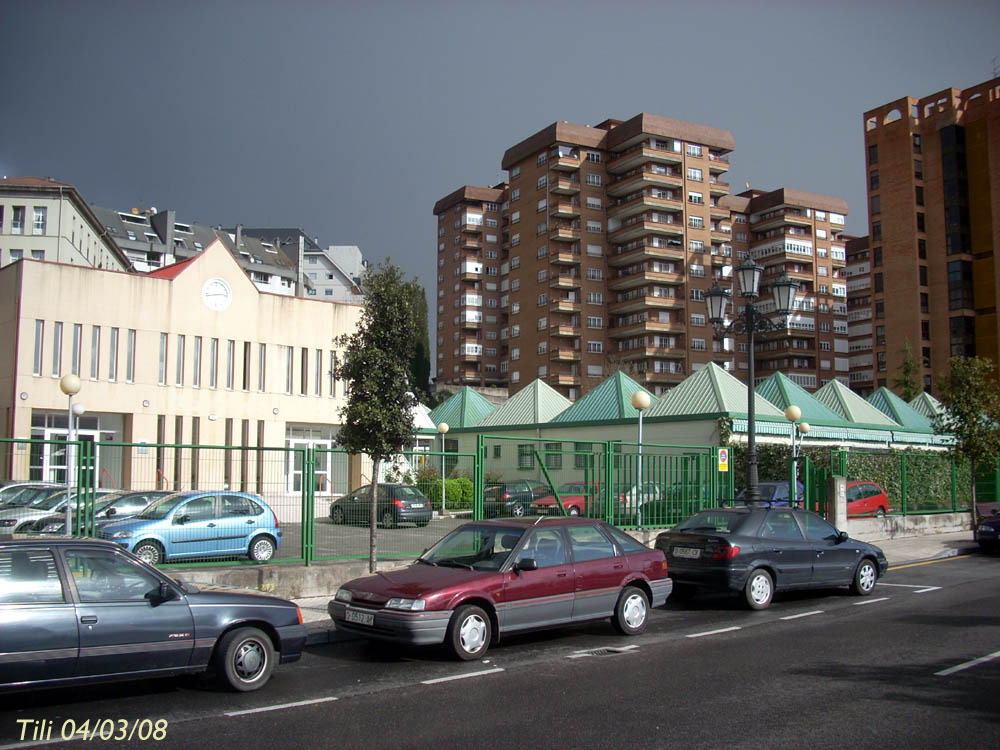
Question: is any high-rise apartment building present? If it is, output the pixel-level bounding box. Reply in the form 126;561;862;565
434;113;850;399
860;76;1000;395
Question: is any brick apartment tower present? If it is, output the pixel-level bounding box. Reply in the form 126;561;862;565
434;113;850;399
860;77;1000;395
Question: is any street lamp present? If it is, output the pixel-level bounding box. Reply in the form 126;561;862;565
784;404;810;505
631;391;651;527
437;422;449;516
59;374;81;533
705;259;799;504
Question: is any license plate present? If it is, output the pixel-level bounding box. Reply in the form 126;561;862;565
345;608;374;626
410;503;425;508
673;546;701;559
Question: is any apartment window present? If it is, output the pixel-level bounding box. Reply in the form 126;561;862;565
226;339;235;390
920;293;929;313
820;341;832;351
9;249;22;261
691;338;707;351
536;317;547;331
512;302;521;314
511;325;520;337
207;337;218;388
126;329;136;382
587;316;603;329
587;341;603;353
587;267;603;281
874;273;883;292
914;160;923;180
876;325;886;345
108;328;119;382
913;134;922;154
921;321;930;340
511;166;521;178
90;325;101;380
691;287;705;301
587;243;602;257
511;210;520;224
869;170;879;190
158;333;168;385
511;188;520;201
536;222;547;235
537;269;547;283
537;341;548;354
877;351;887;372
871;222;882;242
285;346;294;394
510;371;520;383
586;151;602;163
922;347;931;367
915;186;924;206
315;348;322;396
688;191;703;205
537;198;547;212
916;213;926;233
31;250;45;260
686;144;703;157
537;293;547;306
585;173;602;186
300;348;309;395
587;292;603;304
511;347;520;361
586;196;602;210
518;444;535;470
11;206;25;234
868;144;878;164
329;351;337;397
689;216;704;229
71;323;82;376
689;264;705;277
32;207;47;235
587;220;602;233
690;313;706;326
537;153;546;166
918;239;927;259
187;335;200;388
818;285;829;294
537;245;547;259
33;320;44;375
870;195;880;215
537;176;547;190
689;240;704;252
511;233;520;246
875;300;885;319
873;247;882;266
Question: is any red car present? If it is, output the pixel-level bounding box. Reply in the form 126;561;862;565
328;517;672;660
530;481;600;516
847;481;889;517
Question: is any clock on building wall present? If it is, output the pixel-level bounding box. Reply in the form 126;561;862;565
201;277;233;312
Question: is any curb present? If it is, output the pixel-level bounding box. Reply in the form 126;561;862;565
890;544;981;568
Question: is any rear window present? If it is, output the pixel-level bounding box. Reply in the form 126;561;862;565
674;511;748;535
602;524;649;554
396;486;424;499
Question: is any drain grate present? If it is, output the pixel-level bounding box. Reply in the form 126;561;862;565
567;645;639;659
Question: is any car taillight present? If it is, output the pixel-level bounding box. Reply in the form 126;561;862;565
394;499;405;508
295;606;304;625
273;512;280;528
711;544;740;560
502;492;511;500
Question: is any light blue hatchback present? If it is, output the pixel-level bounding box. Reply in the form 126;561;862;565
98;491;282;565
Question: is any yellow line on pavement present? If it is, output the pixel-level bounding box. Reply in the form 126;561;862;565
889;554;973;571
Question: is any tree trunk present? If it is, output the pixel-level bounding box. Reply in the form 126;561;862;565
971;463;978;532
369;457;381;573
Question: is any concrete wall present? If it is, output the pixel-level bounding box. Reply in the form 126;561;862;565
845;511;972;541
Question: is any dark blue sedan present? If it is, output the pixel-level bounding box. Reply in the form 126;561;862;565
0;536;306;693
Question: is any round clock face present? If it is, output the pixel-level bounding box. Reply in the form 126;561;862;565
201;277;233;312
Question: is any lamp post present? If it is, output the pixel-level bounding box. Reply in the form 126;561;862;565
705;259;799;504
437;422;449;516
631;391;651;527
59;374;81;533
784;404;810;505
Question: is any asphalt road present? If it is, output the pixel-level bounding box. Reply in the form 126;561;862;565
2;554;998;749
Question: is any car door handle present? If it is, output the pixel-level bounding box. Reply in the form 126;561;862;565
80;615;98;624
246;519;255;524
556;572;568;578
770;549;782;554
207;522;216;527
613;563;624;570
816;551;825;556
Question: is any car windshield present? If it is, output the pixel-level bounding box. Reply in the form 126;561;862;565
419;524;524;571
557;483;592;494
3;486;53;507
674;510;748;535
29;490;71;511
135;493;193;519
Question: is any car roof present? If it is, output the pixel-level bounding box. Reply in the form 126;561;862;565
0;534;125;549
464;516;608;529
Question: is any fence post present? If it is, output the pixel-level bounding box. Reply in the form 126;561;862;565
475;435;485;520
900;454;908;515
303;446;315;565
603;442;614;524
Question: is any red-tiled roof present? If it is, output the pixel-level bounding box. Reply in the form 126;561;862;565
0;176;75;188
145;255;199;279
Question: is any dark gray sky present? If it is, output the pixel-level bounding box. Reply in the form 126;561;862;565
4;0;998;334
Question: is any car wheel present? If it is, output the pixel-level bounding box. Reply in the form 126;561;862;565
134;540;164;566
380;510;396;529
875;507;886;518
744;569;773;610
214;626;275;692
330;507;345;524
567;506;580;517
510;503;525;517
851;558;878;596
249;536;276;562
611;585;649;635
447;604;491;661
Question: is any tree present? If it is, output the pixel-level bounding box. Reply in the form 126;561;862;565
892;339;922;401
406;282;432;402
336;261;418;572
935;356;1000;526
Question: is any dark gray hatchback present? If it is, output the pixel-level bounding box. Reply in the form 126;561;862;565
0;535;306;693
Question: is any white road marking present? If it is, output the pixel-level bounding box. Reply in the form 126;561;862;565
686;626;741;638
780;610;824;620
935;649;1000;676
853;597;890;606
420;667;505;684
914;587;942;593
879;583;941;593
225;696;338;716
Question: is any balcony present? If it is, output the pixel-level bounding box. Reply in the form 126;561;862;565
549;175;581;194
608;142;683;175
609;238;686;267
550;147;582;171
708;178;731;195
752;209;814;233
607;191;683;221
549;246;581;265
609;214;685;243
461;236;482;250
609;293;685;315
549;298;582;314
550;323;581;337
550;373;582;387
549;223;581;242
460;222;483;234
550;274;581;290
608;317;686;339
616;345;687;361
708;152;730;170
549;348;581;362
607;165;683;197
641;369;687;385
608;268;684;292
550;200;581;218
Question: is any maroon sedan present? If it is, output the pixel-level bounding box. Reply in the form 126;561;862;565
328;517;672;660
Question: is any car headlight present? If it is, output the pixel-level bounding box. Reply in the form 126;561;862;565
0;519;17;527
978;524;995;533
334;588;353;603
386;598;426;611
111;530;133;539
41;523;64;533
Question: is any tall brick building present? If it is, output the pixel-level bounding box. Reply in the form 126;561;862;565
434;113;850;400
860;76;1000;395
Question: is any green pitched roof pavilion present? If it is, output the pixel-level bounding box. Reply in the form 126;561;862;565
551;372;655;424
428;386;496;429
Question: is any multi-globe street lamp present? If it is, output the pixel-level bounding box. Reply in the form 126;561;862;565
437;422;449;515
784;404;810;504
705;258;800;504
59;374;81;532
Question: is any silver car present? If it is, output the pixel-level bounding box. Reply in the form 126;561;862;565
0;489;116;533
0;483;59;508
27;490;171;534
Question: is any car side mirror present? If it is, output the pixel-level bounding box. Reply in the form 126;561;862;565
174;514;189;525
106;508;116;516
837;531;849;544
514;558;538;572
146;581;177;606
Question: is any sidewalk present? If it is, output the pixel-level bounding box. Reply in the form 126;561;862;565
293;530;981;646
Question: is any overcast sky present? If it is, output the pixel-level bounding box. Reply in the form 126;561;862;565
3;0;998;339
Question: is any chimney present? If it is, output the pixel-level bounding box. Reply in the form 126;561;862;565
296;235;305;296
235;224;243;251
